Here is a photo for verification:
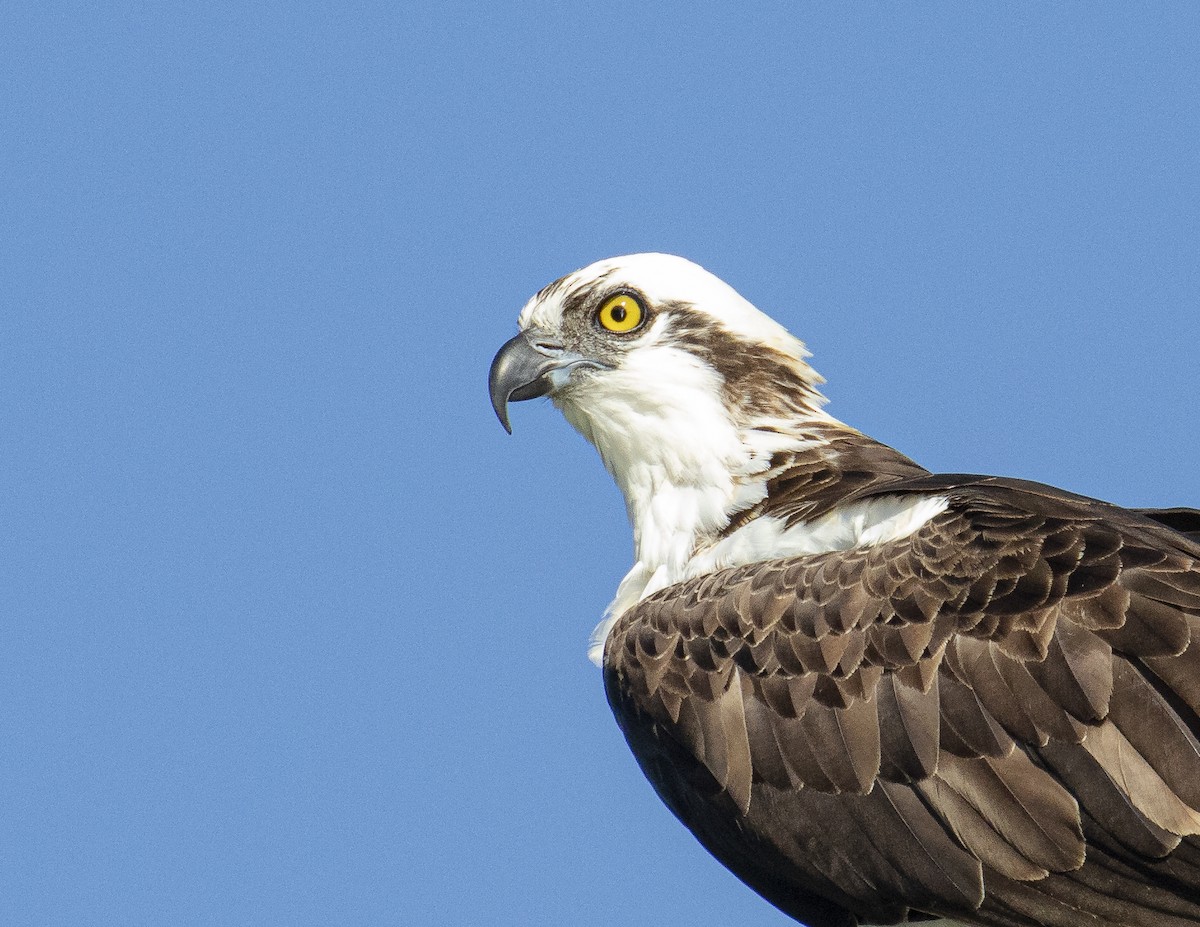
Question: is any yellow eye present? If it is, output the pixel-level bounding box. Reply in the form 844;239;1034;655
596;293;645;333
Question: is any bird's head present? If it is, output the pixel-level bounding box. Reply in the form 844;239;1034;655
490;252;828;441
490;254;835;568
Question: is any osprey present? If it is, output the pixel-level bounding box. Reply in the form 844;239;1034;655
489;253;1200;927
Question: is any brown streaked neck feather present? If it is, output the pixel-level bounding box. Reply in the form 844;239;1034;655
727;422;930;536
660;305;930;535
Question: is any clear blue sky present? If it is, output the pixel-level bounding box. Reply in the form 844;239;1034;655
2;4;1198;926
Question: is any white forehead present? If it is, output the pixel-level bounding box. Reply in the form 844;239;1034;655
518;253;808;360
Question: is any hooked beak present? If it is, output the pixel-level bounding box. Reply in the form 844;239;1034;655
488;331;608;433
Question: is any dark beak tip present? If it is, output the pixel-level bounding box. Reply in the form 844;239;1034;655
488;338;515;434
489;385;514;434
489;331;556;435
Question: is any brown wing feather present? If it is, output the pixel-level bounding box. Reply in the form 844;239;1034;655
1134;506;1200;544
604;477;1200;926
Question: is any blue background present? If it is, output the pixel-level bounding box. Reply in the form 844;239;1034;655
2;4;1198;925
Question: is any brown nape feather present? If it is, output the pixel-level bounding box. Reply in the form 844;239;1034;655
606;474;1200;926
723;425;932;537
763;426;932;523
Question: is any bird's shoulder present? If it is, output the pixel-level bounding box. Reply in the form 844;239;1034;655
611;472;1200;672
603;471;1200;805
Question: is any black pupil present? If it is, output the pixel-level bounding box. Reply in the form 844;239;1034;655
611;305;627;323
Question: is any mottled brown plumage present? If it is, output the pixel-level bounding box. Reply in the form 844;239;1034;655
606;470;1200;926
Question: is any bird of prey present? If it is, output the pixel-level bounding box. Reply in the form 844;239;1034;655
489;253;1200;927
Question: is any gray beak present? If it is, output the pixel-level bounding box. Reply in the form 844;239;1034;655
488;332;607;433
